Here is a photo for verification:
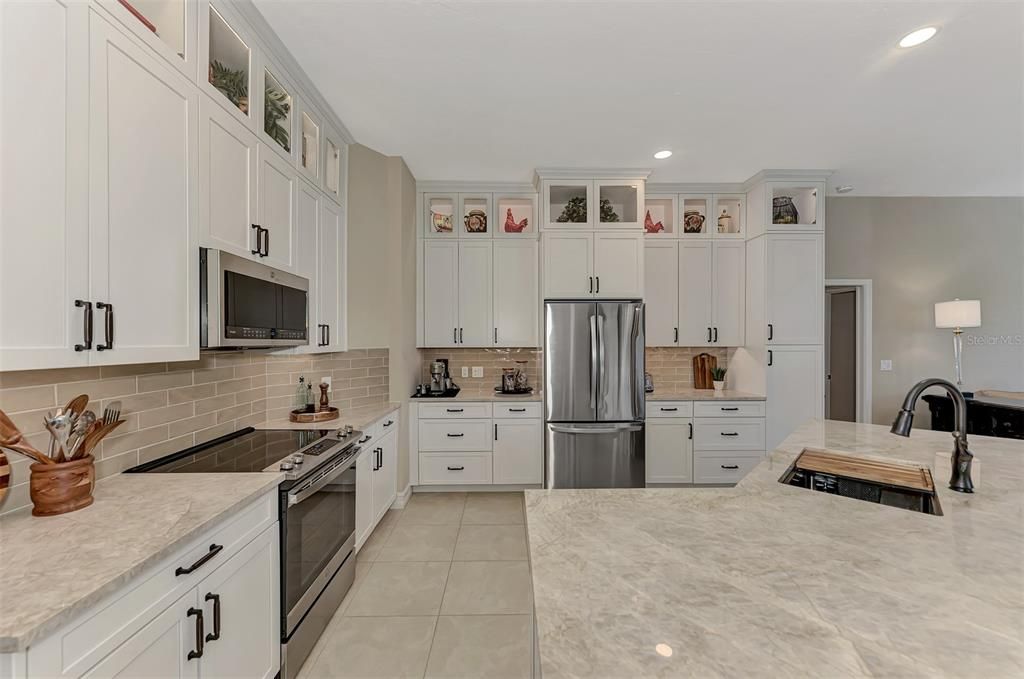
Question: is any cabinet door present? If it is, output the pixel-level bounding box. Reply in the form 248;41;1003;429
355;449;374;549
595;180;643;230
766;233;823;345
593;233;643;298
645;419;693;484
766;345;824;450
493;241;538;347
543;180;593;229
88;11;199;365
422;241;459;347
0;0;89;370
457;242;493;346
493;419;543;484
542;233;593;298
372;432;397;523
257;144;296;272
644;242;679;346
319;199;345;351
292;181;320;352
712;242;745;346
83;590;199;678
198;524;279;679
678;242;713;346
198;95;258;259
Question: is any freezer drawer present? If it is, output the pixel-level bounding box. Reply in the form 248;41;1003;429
545;422;644;489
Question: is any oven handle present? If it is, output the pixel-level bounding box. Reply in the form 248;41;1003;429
287;449;359;507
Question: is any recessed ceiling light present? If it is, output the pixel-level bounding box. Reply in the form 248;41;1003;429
653;150;672;160
655;643;673;657
898;26;938;48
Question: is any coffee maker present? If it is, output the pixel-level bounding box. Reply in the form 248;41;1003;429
429;359;450;394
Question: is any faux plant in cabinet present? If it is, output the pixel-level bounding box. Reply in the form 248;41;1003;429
261;64;293;158
544;181;593;228
204;3;253;127
596;180;643;229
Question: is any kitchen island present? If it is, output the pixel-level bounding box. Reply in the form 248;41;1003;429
525;419;1024;677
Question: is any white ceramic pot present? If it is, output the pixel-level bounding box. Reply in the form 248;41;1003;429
713;380;725;392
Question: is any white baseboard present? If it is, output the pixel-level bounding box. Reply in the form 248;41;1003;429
391;484;412;509
411;484;543;493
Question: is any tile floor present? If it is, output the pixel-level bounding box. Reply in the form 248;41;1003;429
297;492;535;679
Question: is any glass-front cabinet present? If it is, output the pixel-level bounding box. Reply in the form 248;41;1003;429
680;194;712;237
459;194;492;237
712;193;745;238
766;182;824;230
101;0;197;78
544;180;593;228
643;194;677;237
298;105;321;182
495;193;537;237
203;2;253;128
596;180;642;229
541;176;646;230
260;61;293;159
423;193;458;238
323;126;345;204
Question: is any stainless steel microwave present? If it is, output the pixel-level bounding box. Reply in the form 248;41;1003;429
200;248;309;348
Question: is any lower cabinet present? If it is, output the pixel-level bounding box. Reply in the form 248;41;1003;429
766;345;824;450
372;430;398;523
493;419;543;484
355;413;400;550
645;418;693;484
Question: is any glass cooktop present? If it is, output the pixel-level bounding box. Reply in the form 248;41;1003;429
126;428;331;474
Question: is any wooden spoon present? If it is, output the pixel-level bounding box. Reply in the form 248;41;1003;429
63;394;89;420
0;451;8;503
0;409;53;464
78;419;125;459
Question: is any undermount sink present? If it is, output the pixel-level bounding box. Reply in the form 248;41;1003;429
780;448;943;516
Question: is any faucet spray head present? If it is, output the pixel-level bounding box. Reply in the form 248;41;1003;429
890;409;914;437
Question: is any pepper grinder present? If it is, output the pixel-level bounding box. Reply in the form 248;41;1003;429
319;383;330;412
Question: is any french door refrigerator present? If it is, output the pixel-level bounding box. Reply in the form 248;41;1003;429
544;301;645;488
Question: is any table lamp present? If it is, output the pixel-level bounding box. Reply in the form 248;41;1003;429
934;299;981;386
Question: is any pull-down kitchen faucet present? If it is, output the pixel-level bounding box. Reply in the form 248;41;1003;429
891;378;974;493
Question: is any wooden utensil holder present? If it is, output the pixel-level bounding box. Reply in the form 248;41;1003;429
29;455;96;517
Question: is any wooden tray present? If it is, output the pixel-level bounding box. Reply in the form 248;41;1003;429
0;451;8;503
795;448;934;492
289;407;340;423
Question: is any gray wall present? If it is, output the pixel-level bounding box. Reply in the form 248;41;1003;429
826;197;1024;425
347;144;418;490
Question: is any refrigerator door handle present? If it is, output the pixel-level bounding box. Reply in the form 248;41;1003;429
596;314;606;404
589;314;599;410
549;424;643;435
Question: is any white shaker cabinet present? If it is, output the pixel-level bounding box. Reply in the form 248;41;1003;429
542;233;593;298
678;242;713;345
87;10;199;365
372;430;399;525
0;0;89;370
422;241;460;347
645;418;693;484
355;447;375;548
593;233;643;298
711;241;745;346
765;233;824;345
766;345;824;449
256;144;297;272
493;241;539;347
493;418;543;484
542;233;643;299
318;199;345;351
643;242;679;346
457;242;494;346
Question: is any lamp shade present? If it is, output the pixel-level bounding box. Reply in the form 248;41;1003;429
935;299;981;328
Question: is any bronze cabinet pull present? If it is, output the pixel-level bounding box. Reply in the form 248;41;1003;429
96;302;113;351
74;300;93;351
204;593;221;642
175;543;223;576
187;607;204;660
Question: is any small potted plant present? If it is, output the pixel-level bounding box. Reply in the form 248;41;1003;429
711;366;727;392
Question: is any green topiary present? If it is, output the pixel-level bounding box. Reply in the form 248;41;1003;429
264;85;291;151
556;197;621;223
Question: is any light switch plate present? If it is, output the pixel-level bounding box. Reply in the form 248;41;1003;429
880;360;893;372
472;366;484;378
321;376;332;390
461;367;469;378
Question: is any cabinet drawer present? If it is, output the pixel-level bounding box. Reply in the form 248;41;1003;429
419;453;493;485
693;418;765;451
378;413;399;434
694;453;762;484
419;419;492;451
646;401;694;418
493;402;542;419
418;402;492;419
693;401;765;418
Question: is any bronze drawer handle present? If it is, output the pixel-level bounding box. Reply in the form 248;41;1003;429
176;543;223;576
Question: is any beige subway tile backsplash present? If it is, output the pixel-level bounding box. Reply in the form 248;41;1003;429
0;348;389;516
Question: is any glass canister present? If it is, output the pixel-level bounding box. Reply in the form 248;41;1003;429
514;361;529;391
501;367;517;393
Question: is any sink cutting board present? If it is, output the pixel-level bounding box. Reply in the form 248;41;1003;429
796;448;934;492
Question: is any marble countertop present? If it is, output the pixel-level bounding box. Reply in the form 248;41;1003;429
256;401;401;431
525;420;1024;677
0;472;282;653
646;388;764;401
410;391;542;402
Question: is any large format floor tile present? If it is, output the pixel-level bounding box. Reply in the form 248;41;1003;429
356;511;402;562
377;523;461;562
304;616;437;678
399;492;467;525
425;615;533;679
345;561;451;616
441;561;534;615
453;524;528;561
461;492;525;525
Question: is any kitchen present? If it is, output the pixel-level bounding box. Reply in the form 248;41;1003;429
1;1;1023;678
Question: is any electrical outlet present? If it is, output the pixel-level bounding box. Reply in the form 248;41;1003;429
472;366;484;378
880;360;893;372
461;366;469;378
321;376;332;390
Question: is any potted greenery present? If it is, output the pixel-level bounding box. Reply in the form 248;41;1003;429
711;366;727;392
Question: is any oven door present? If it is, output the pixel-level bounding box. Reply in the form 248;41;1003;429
280;456;356;636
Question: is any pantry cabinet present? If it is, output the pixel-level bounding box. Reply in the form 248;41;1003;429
542;233;643;299
645;241;743;347
765;233;824;345
766;345;824;450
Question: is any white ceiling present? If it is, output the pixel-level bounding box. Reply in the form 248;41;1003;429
254;1;1024;196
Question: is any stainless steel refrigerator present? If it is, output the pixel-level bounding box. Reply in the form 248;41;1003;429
544;301;645;488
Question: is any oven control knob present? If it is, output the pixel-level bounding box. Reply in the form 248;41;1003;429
279;461;295;471
344;425;354;434
291;454;305;465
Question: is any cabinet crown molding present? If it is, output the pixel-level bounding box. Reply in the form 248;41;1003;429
416;181;536;194
741;169;834;191
533;168;652;183
646;183;745;194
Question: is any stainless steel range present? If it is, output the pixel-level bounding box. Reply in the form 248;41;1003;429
126;426;364;679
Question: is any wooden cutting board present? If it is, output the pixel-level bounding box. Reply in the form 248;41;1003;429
795;448;934;492
692;353;717;390
0;451;9;503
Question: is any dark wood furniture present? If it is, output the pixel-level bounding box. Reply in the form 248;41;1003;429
924;393;1024;440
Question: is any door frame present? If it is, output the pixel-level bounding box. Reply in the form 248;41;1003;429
824;279;872;423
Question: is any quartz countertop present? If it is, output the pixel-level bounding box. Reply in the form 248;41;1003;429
525;420;1024;677
256;401;401;431
0;472;283;653
646;388;764;401
410;391;542;403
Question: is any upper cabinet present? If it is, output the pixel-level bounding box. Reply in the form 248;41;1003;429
322;125;346;204
542;233;643;299
744;173;827;237
595;180;643;229
539;173;648;230
297;99;322;183
257;54;295;162
543;179;593;228
201;2;255;130
423;193;458;237
96;0;198;79
459;194;493;238
644;192;745;239
495;193;537;237
422;191;537;239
